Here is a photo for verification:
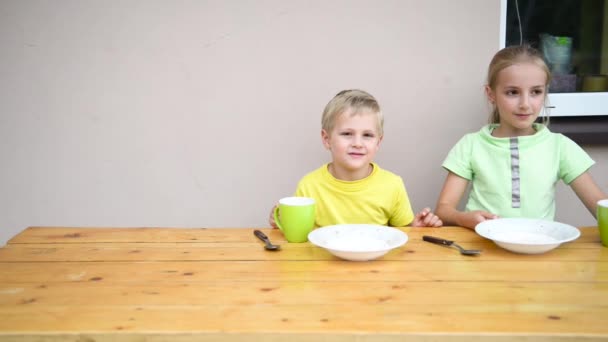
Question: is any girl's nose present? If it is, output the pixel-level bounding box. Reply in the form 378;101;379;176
519;94;531;109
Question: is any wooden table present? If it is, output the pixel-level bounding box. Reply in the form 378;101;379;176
0;226;606;341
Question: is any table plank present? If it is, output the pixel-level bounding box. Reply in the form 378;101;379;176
0;304;606;334
0;242;605;262
1;281;606;306
2;226;605;262
7;226;602;244
0;334;595;342
1;260;606;283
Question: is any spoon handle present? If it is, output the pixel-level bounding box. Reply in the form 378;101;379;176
423;235;454;246
254;230;271;244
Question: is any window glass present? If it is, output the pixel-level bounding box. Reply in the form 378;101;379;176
506;0;608;94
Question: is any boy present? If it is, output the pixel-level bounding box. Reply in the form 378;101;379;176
270;89;441;228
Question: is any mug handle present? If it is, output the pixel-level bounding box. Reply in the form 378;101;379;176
273;206;284;232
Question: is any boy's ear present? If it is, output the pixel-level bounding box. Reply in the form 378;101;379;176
321;129;331;149
485;85;495;103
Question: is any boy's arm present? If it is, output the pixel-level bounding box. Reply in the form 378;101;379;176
435;172;496;229
570;172;607;219
409;207;442;227
268;205;279;228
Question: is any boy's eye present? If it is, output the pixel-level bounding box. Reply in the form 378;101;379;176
340;132;352;136
506;90;518;96
364;133;375;138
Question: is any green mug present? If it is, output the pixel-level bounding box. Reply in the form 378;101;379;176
274;197;316;243
598;199;608;247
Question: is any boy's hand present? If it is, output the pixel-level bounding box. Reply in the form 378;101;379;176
411;207;443;227
268;205;279;229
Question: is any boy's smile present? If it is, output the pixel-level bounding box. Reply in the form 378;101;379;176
349;151;365;158
322;110;382;181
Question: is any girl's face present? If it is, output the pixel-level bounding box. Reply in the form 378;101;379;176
322;110;382;181
486;62;548;137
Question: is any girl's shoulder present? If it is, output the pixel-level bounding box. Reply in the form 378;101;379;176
531;125;578;147
452;125;491;146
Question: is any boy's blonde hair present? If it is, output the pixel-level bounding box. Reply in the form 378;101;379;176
487;45;552;124
321;89;384;136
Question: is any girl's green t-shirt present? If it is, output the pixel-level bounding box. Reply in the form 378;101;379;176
442;124;594;220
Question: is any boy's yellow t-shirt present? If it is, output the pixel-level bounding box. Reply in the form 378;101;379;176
294;163;414;227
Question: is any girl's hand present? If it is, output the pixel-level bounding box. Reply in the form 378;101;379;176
460;210;498;229
268;205;279;229
411;207;443;227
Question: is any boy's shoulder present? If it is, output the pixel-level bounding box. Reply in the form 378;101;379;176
297;163;403;183
373;163;398;176
371;164;405;186
298;164;328;183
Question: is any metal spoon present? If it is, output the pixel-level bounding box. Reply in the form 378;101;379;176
254;230;281;251
422;235;481;256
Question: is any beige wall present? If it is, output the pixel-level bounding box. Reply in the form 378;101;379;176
0;0;605;245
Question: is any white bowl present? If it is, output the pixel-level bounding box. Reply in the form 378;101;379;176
308;224;408;261
475;218;580;254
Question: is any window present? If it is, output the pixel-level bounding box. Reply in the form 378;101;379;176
501;0;608;117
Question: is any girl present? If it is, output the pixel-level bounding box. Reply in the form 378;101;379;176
435;45;606;229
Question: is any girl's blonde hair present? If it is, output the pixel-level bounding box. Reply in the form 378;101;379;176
487;45;552;124
321;89;384;136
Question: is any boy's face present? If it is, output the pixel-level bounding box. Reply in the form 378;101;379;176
322;110;382;180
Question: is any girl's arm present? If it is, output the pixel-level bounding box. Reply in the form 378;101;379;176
435;172;497;229
570;171;607;219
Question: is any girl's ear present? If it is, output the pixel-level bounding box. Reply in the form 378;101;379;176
321;129;331;150
485;85;495;103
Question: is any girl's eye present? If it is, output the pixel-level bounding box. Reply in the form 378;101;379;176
506;90;518;96
340;132;352;136
364;133;375;138
532;89;544;95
